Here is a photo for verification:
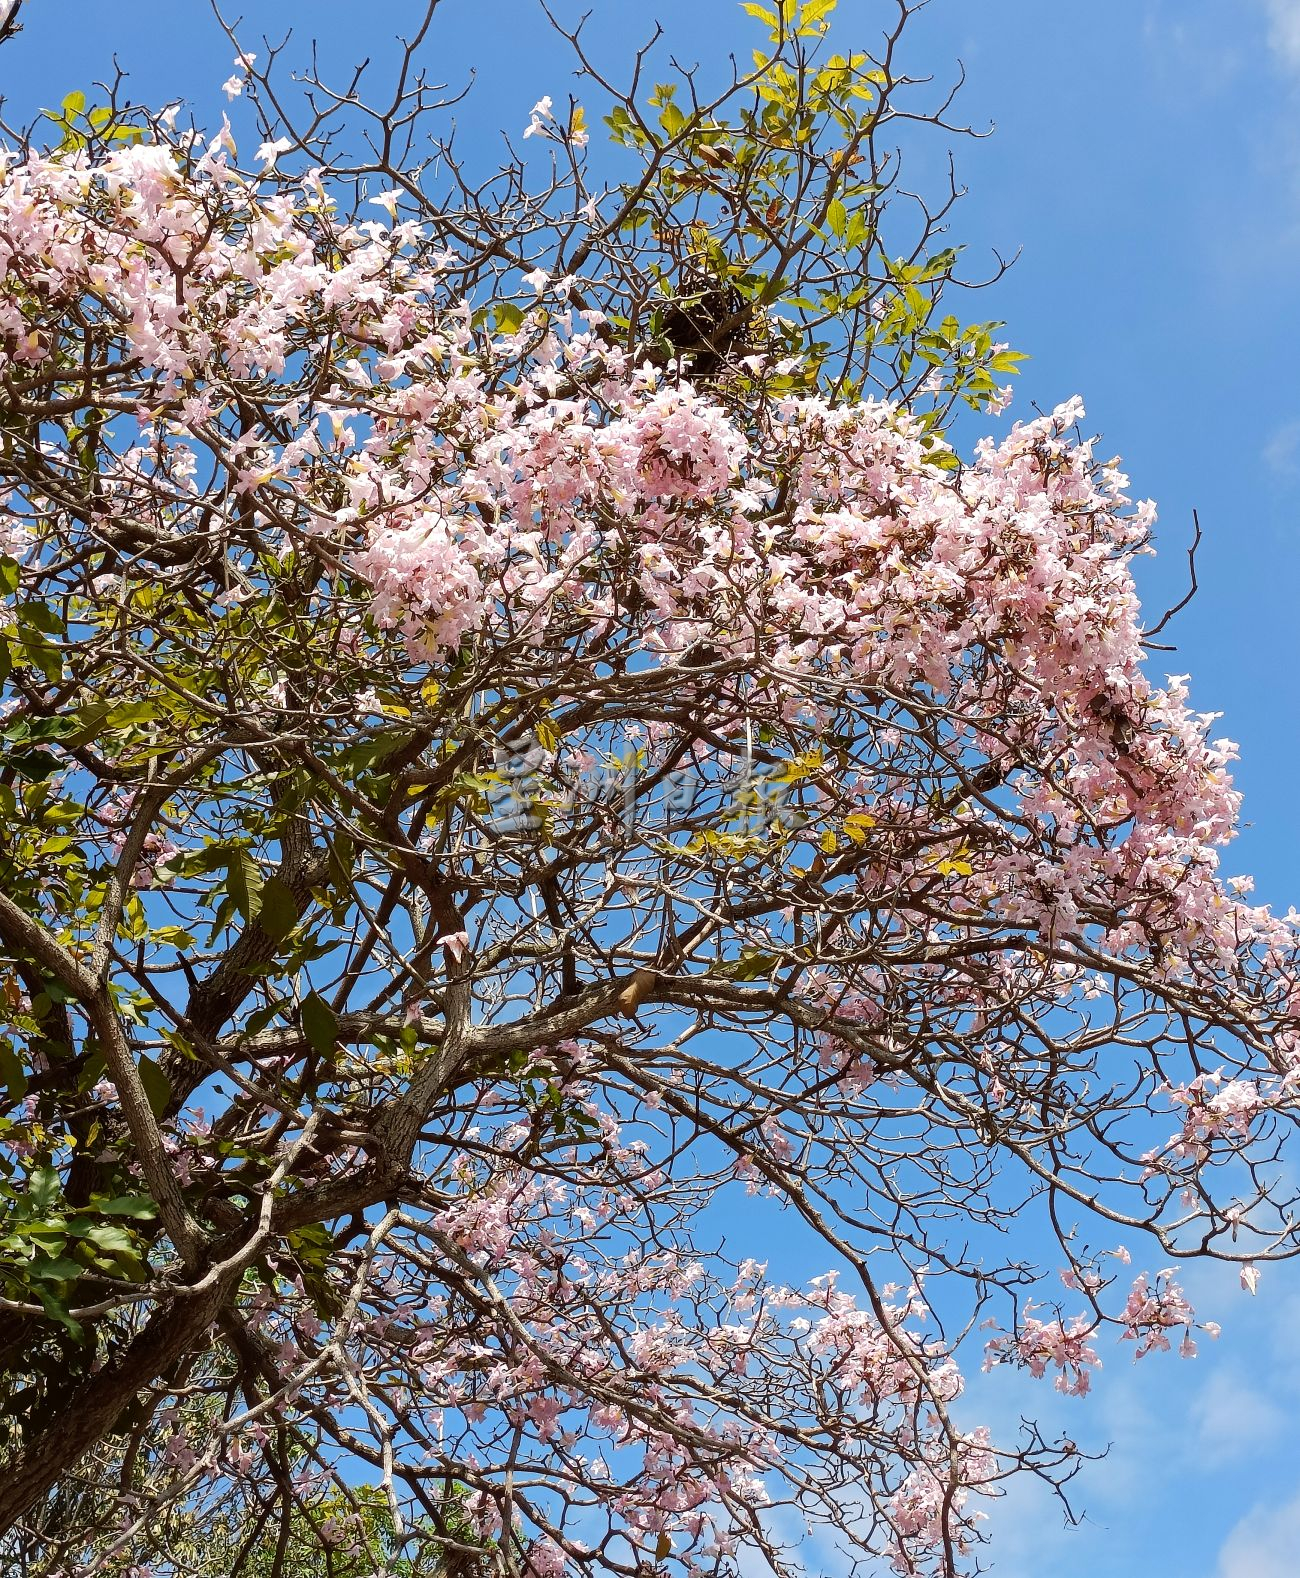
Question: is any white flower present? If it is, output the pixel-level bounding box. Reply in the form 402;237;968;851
256;137;293;170
523;95;555;139
223;53;257;100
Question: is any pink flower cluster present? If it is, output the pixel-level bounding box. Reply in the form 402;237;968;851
1160;1071;1281;1166
1119;1269;1207;1359
3;133;1296;1015
984;1313;1103;1397
4;132;1300;1578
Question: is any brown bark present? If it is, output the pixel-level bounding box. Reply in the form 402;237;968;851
0;1275;232;1535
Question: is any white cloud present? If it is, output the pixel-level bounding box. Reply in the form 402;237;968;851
1190;1367;1287;1464
1262;0;1300;70
1219;1490;1300;1578
1264;418;1300;475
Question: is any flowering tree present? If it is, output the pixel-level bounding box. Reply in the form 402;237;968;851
0;3;1297;1575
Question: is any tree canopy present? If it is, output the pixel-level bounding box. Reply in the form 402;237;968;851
0;4;1295;1576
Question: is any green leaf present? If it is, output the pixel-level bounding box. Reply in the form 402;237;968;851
16;631;64;684
82;1223;135;1254
0;557;19;596
136;1054;171;1119
734;949;777;982
800;0;837;26
18;600;65;635
95;1195;157;1219
228;847;264;925
23;1223;68;1245
0;1041;28;1103
244;1001;287;1038
29;1253;84;1282
35;1288;84;1340
28;1167;60;1215
60;90;87;118
659;102;687;139
300;992;338;1058
259;875;298;942
494;302;524;335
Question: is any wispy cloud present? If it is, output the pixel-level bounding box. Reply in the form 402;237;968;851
1219;1490;1300;1577
1190;1366;1287;1464
1264;418;1300;476
1262;0;1300;70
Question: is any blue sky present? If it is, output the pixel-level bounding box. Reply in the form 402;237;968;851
4;1;1300;1573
